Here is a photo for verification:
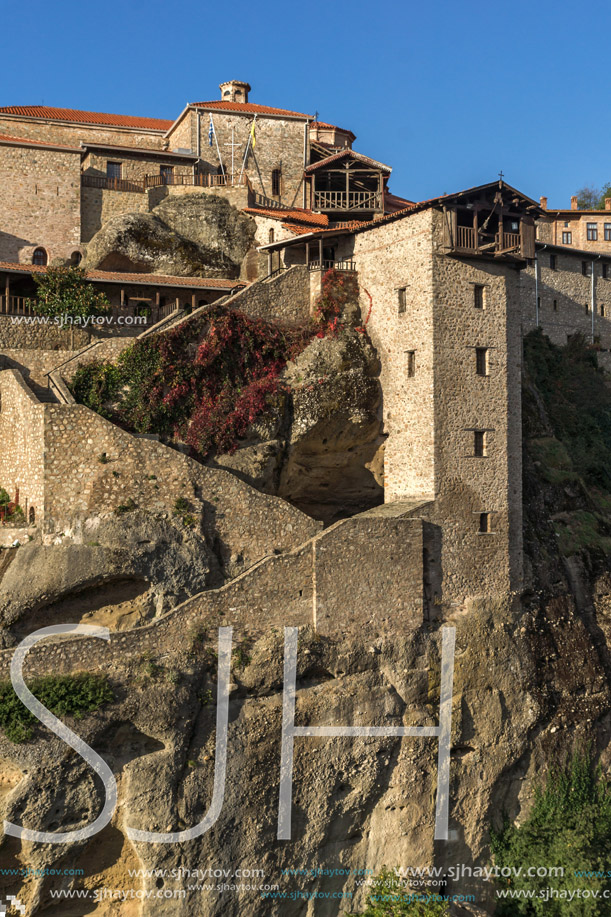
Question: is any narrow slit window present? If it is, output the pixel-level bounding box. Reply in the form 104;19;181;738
406;350;416;377
479;512;491;534
553;299;558;311
473;284;485;309
475;347;488;376
549;254;556;270
582;261;589;276
474;430;487;457
603;264;608;279
271;169;281;196
398;287;407;313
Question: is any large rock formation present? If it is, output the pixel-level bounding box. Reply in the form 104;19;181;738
83;194;256;278
212;328;385;520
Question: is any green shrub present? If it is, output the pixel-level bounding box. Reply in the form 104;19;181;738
348;869;449;915
29;266;111;319
0;673;114;743
491;749;611;915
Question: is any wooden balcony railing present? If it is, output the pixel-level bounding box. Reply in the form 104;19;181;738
313;191;383;212
82;174;145;193
82;172;247;193
0;296;36;315
454;227;522;255
308;260;357;273
456;226;476;250
143;172;246;189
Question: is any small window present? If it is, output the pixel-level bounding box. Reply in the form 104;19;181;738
479;512;491;534
106;161;122;180
475;347;489;376
564;221;569;228
605;223;611;242
160;165;174;184
271;169;281;196
553;299;558;311
70;251;82;265
32;247;47;266
474;430;487;457
582;261;589;276
406;350;416;377
587;223;598;241
268;228;275;244
585;303;589;314
562;231;572;244
29;506;35;525
603;264;608;279
473;284;485;309
398;287;407;313
549;254;556;270
602;304;606;317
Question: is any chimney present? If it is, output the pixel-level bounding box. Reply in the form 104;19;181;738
539;196;548;210
605;198;611;211
219;80;251;104
571;195;579;210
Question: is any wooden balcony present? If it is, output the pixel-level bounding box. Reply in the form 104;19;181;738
313;190;383;212
82;172;246;193
82;174;145;193
308;259;356;273
454;227;523;256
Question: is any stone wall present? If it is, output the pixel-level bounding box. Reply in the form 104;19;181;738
0;315;94;349
333;208;523;602
0;514;426;679
0;371;45;523
0;115;168;151
224;265;311;323
176;110;308;207
539;212;611;253
0;144;82;263
522;248;611;348
82;151;193;183
81;187;149;242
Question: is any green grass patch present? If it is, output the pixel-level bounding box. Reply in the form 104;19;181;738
0;673;114;743
553;510;611;557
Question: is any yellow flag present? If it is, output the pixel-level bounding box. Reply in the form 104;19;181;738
250;119;256;149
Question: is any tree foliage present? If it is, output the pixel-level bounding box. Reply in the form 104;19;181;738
574;183;611;210
491;749;611;915
30;265;110;319
348;870;449;916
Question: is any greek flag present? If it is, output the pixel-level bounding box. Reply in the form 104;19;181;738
208;116;214;147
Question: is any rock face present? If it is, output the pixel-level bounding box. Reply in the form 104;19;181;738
0;511;218;644
212;328;385;520
83;194;256;278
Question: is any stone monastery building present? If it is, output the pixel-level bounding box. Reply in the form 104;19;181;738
1;79;610;608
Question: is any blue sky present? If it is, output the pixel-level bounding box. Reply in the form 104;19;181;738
3;0;609;206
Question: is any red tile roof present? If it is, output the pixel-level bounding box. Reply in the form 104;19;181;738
189;100;311;119
0;106;172;131
305;149;392;173
0;262;243;289
0;132;81;152
243;206;329;227
310;121;356;140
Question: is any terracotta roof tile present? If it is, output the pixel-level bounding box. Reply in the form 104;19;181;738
309;121;356;140
243;206;329;227
0;105;172;131
0;262;243;289
305;149;392;173
190;100;311;119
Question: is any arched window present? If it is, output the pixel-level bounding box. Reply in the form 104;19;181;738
71;251;82;266
268;228;275;243
32;248;47;266
29;506;35;525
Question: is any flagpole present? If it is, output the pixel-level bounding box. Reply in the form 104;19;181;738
239;115;256;185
